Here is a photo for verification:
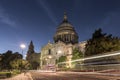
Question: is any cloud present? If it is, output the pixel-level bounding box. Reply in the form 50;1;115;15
36;0;58;25
0;6;16;28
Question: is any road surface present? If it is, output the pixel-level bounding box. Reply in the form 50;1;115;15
30;71;120;80
2;71;120;80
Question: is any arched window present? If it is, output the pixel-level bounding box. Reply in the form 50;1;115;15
48;49;51;55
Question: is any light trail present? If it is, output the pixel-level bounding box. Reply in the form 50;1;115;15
58;51;120;64
73;63;120;66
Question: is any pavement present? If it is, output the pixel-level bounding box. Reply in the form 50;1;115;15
1;73;33;80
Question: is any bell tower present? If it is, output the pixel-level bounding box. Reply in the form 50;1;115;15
26;40;35;60
27;41;34;54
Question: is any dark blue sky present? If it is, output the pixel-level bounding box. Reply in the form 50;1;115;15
0;0;120;55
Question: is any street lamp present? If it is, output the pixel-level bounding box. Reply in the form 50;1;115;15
48;55;52;59
20;44;26;59
20;44;26;72
58;50;62;54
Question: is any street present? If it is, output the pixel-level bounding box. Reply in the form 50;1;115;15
30;71;120;80
3;71;120;80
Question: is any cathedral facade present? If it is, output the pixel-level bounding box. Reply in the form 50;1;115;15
40;13;86;69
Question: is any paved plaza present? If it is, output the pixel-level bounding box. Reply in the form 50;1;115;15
2;73;32;80
2;71;120;80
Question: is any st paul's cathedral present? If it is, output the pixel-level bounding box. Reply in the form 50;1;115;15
40;12;86;69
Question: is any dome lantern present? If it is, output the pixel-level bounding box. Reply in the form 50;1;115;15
63;11;68;22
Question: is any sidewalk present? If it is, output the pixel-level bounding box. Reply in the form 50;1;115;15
3;73;33;80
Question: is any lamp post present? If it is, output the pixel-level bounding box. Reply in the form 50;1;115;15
57;50;62;55
48;55;52;59
20;44;26;71
20;44;26;57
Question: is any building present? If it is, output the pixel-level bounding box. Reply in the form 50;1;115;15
26;41;40;69
26;13;120;71
40;12;86;69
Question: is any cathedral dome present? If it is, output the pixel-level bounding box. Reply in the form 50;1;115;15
53;12;79;44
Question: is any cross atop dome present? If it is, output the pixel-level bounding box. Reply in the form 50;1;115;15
63;11;68;22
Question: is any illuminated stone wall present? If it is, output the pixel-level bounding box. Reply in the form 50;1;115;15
40;41;86;69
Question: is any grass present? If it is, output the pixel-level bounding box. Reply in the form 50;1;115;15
0;72;11;79
0;70;21;79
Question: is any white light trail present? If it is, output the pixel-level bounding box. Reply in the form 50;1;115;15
58;51;120;64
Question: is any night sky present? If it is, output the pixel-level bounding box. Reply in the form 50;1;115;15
0;0;120;55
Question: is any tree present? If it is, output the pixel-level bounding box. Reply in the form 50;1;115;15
0;54;2;70
1;50;13;70
12;52;22;60
72;48;83;60
10;59;22;69
56;56;66;63
85;28;120;56
0;50;23;70
10;59;31;70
